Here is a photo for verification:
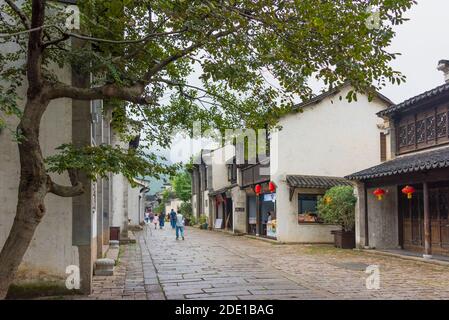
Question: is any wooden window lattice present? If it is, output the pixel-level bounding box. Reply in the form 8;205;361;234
437;112;448;138
426;116;436;141
416;119;425;143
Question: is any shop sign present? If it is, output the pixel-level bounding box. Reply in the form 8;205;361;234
214;218;223;229
267;220;277;238
263;193;276;202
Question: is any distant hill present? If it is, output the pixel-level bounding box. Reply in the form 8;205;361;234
147;176;168;194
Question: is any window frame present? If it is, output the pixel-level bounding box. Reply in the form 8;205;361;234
297;193;323;224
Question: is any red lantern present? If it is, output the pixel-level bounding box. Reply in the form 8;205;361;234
254;184;261;195
402;185;416;199
269;181;276;193
373;188;386;200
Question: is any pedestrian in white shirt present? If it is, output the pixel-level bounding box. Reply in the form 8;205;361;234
176;211;185;240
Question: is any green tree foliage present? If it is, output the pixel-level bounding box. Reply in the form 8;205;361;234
0;0;415;297
170;169;192;202
1;0;415;149
180;201;193;223
45;144;176;183
317;186;357;232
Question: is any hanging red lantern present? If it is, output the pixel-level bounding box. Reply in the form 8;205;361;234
402;185;416;199
254;184;261;195
269;181;276;193
373;188;386;200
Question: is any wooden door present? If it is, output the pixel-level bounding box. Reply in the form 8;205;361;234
401;185;449;255
401;188;424;251
431;187;449;254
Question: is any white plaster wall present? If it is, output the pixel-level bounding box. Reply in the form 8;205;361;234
165;198;183;214
111;173;125;229
203;190;210;217
0;66;78;279
271;86;389;243
110;132;128;231
274;186;341;243
127;183;142;225
231;186;247;233
192;194;198;217
211;145;235;191
271;86;387;178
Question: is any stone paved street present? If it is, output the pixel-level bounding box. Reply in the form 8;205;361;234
90;226;449;300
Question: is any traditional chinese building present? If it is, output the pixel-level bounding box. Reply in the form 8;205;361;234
347;60;449;258
270;84;393;243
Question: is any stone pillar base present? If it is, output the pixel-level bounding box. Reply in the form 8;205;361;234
109;240;119;248
94;258;115;276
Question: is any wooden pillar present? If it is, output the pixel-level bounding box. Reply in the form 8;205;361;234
255;195;260;236
364;185;369;248
423;182;432;258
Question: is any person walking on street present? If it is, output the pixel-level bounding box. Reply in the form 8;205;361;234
169;209;177;229
144;211;149;224
176;211;185;240
149;211;155;224
153;214;159;230
159;212;166;229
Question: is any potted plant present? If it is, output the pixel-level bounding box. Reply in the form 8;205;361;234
317;185;357;249
199;215;208;229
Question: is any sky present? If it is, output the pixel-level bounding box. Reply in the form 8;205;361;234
380;0;449;103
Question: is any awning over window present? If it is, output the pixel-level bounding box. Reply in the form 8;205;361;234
346;146;449;181
286;175;352;189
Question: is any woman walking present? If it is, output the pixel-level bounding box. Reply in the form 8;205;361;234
153;214;159;230
159;212;166;229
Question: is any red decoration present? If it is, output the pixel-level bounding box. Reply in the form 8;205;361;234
402;185;416;199
373;188;386;200
254;184;261;195
269;181;276;193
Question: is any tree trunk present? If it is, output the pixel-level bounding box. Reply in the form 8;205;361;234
0;100;49;299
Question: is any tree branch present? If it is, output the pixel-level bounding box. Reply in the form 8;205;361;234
48;82;155;105
47;168;84;197
47;28;238;105
158;78;238;106
144;29;236;81
41;25;188;46
48;179;84;197
26;0;46;97
5;0;30;30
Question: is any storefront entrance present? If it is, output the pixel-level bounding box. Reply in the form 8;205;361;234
215;193;233;230
247;195;257;235
246;193;276;237
400;182;449;256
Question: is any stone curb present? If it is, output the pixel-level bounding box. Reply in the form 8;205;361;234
359;249;449;267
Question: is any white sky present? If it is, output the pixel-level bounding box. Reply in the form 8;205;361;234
380;0;449;103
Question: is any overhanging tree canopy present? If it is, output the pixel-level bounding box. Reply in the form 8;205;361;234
0;0;415;298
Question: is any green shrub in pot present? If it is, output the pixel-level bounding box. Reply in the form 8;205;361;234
317;185;356;232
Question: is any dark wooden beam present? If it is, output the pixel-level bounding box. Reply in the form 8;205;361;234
256;195;260;236
289;187;295;202
364;168;449;188
423;182;432;258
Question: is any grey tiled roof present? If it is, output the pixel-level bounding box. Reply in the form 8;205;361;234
293;83;394;111
286;175;352;189
346;147;449;180
378;83;449;117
